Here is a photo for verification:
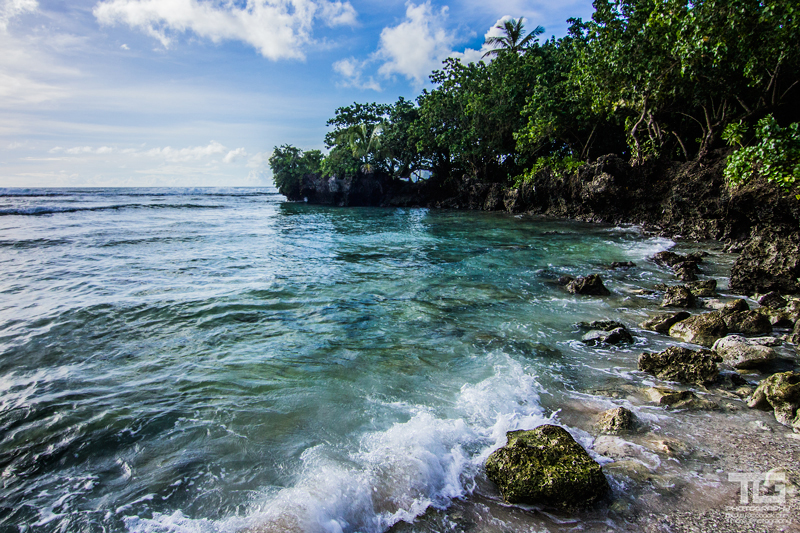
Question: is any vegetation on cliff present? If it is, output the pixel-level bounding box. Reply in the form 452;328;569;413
270;0;800;201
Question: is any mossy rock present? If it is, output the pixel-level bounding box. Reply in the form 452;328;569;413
484;425;610;508
748;371;800;431
638;346;721;385
596;407;636;434
668;311;728;347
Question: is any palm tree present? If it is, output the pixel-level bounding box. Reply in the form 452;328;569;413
335;123;385;173
482;18;544;58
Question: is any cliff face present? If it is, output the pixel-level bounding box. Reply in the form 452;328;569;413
291;152;800;295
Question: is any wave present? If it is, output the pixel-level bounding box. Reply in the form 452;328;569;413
0;188;280;199
124;354;557;533
0;204;227;217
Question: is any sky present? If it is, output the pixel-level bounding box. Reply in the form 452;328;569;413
0;0;595;188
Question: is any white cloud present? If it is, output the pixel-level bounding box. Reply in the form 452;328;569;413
0;0;37;31
451;16;512;65
52;145;116;155
333;57;382;91
93;0;358;61
143;140;226;162
120;43;129;50
319;1;356;27
223;147;247;163
376;1;455;85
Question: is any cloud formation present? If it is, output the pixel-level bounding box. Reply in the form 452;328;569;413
376;1;454;85
50;141;247;164
333;57;382;91
93;0;358;60
0;0;37;30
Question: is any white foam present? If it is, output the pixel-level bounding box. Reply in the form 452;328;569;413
125;353;556;533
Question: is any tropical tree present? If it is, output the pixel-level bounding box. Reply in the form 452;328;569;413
269;145;323;199
483;17;544;57
335;123;386;173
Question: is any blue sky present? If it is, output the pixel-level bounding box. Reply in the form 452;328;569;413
0;0;595;187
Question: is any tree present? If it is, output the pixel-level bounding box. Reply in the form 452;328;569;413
483;17;544;57
268;145;323;200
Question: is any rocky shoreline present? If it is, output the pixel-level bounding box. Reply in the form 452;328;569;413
475;247;800;532
288;154;800;531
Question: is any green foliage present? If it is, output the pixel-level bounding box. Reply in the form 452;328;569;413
724;115;800;192
513;155;584;187
268;145;323;199
325;98;422;178
272;0;800;190
320;145;361;179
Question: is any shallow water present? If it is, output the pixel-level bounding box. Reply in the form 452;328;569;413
0;188;785;533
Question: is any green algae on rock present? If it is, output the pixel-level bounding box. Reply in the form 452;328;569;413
638;346;721;385
596;407;636;434
484;425;610;508
748;371;800;432
668;312;728;347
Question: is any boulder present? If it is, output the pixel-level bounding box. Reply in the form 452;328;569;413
759;291;788;309
792;321;800;344
668;312;728;347
582;327;634;346
711;335;777;370
651;251;684;267
576;320;626;331
638;346;721;384
645;387;718;410
748;372;800;432
687;280;717;297
484;425;610;508
757;307;795;328
596;407;636;435
566;275;611;296
661;286;696;308
721;299;750;314
722;310;773;336
730;229;800;295
640;311;691;334
673;261;699;282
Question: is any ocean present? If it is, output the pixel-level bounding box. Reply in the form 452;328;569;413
0;188;732;533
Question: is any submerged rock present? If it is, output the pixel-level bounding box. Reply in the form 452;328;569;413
640;311;691;334
566;274;611;296
582;328;634;346
722;310;772;336
668;312;728;347
748;371;800;432
651;251;684;267
638;346;721;384
645;387;718;410
661;286;696;308
712;335;777;370
576;320;626;331
484;425;610;508
609;261;636;269
596;407;636;435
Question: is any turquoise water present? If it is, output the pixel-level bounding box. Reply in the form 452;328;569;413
0;189;698;532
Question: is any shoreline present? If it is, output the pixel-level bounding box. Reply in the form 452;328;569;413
379;235;800;533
